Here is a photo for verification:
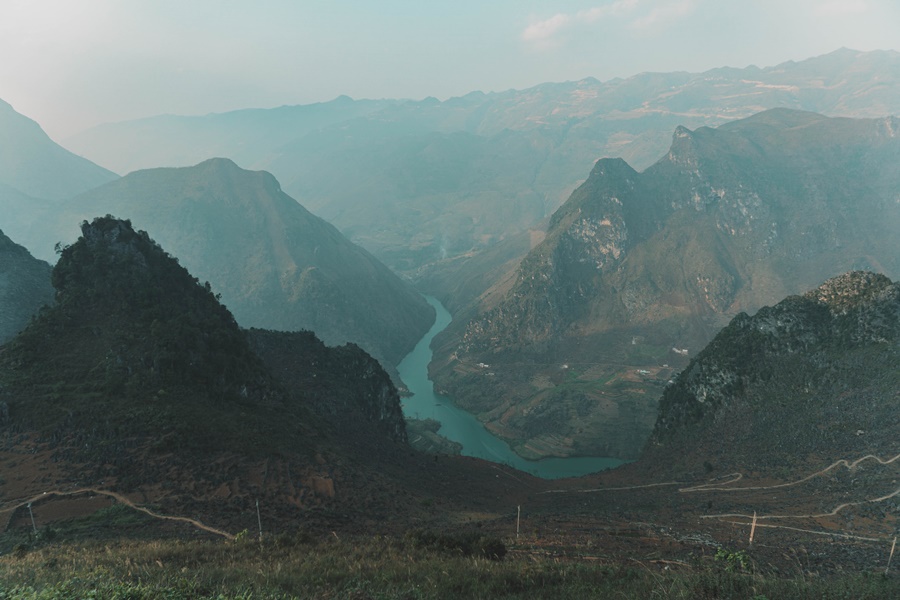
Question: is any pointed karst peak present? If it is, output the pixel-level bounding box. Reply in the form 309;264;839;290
81;214;139;242
673;124;693;138
55;216;157;289
53;215;235;330
578;157;638;189
666;125;700;165
43;215;276;403
590;156;636;177
670;124;697;147
74;215;153;270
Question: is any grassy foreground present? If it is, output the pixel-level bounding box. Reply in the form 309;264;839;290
0;530;898;600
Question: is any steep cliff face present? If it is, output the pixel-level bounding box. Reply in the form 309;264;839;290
248;329;407;444
644;272;900;471
460;159;640;354
436;109;900;461
0;230;53;344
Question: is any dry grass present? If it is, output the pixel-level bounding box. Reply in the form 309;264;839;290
1;530;899;599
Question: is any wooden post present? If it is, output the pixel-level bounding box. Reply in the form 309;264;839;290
886;536;897;575
256;499;263;543
516;505;521;539
27;503;37;534
749;511;757;545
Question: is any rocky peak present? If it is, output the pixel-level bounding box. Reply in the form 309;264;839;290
804;271;894;315
651;271;900;445
79;216;149;264
666;125;700;169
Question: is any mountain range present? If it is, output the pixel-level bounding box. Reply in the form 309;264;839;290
2;224;897;585
24;158;434;369
430;108;900;461
65;49;900;277
3;48;900;589
1;97;436;370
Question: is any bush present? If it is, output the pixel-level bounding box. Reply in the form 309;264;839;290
405;529;507;561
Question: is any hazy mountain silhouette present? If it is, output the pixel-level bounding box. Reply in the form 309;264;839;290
0;99;116;200
0;229;53;344
32;159;433;369
65;49;900;277
0;98;118;260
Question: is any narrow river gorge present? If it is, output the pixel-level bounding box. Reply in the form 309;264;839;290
398;296;626;479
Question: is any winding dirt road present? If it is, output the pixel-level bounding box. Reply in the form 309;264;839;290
0;487;235;540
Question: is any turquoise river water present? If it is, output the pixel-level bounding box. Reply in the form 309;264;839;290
398;296;626;479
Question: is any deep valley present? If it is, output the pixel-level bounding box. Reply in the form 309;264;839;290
1;44;899;598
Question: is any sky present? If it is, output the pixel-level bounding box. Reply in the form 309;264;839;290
1;0;898;140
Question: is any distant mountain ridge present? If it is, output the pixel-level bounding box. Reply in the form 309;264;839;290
29;158;433;369
65;49;900;276
0;229;53;344
0;99;119;261
62;96;400;176
0;99;117;200
431;109;900;461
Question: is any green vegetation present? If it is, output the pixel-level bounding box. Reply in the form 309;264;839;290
0;534;897;599
715;548;751;573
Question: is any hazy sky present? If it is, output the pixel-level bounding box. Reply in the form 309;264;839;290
1;0;898;139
